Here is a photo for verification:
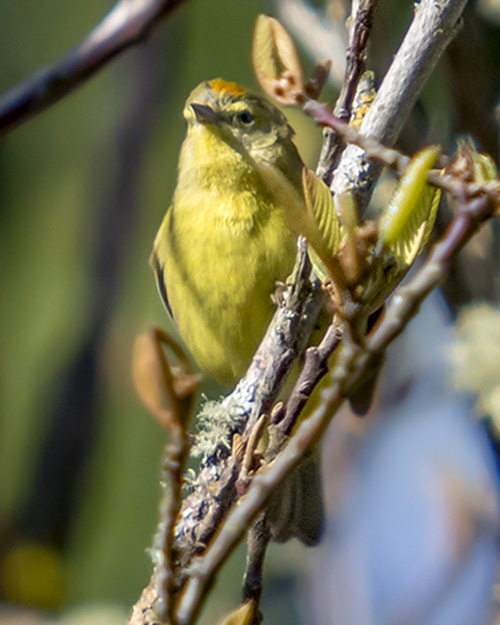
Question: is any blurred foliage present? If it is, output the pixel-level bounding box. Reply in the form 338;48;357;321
1;0;500;623
452;304;500;433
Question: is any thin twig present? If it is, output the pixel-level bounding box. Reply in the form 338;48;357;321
317;0;378;184
305;102;500;206
0;0;189;136
242;513;271;623
146;328;193;623
157;424;190;625
279;322;342;436
306;102;409;171
335;0;376;122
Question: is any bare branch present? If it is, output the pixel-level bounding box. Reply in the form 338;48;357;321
242;514;271;621
305;102;500;204
156;424;190;624
0;0;189;136
278;321;341;436
331;0;468;206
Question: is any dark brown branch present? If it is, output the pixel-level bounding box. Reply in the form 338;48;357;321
335;0;377;122
316;0;377;184
242;513;271;624
0;0;189;136
278;322;341;436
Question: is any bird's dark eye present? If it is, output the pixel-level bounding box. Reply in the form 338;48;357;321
237;110;254;125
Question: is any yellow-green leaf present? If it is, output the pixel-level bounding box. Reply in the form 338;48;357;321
251;14;304;105
254;161;341;282
390;182;441;267
379;145;441;264
302;168;341;264
472;150;498;184
217;601;255;625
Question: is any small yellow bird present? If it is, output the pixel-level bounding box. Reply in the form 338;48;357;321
151;79;323;544
151;79;304;387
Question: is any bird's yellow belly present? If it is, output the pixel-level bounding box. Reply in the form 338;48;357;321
163;193;297;387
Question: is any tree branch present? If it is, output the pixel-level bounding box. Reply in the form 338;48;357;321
129;0;481;621
0;0;189;136
331;0;468;207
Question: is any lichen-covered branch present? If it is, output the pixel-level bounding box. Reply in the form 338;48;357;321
173;240;324;565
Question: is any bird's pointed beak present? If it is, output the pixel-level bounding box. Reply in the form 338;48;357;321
190;103;218;125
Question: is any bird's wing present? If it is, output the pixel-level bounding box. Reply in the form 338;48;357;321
150;209;175;321
150;249;174;320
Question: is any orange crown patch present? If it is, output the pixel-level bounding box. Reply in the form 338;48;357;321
208;79;246;96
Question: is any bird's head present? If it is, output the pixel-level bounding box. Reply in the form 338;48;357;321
183;79;297;161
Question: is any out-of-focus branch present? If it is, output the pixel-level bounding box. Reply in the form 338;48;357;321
275;0;348;87
331;0;468;207
0;0;189;136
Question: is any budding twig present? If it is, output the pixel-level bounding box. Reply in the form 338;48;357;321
306;102;500;207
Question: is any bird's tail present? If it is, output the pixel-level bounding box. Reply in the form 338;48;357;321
266;451;324;546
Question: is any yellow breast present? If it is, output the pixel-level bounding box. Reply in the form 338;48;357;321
153;129;298;386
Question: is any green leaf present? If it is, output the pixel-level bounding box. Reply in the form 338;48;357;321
254;162;342;281
379;145;441;266
301;168;341;267
472;150;498;184
390;182;441;267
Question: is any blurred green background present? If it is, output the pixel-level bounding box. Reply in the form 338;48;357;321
2;0;500;623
